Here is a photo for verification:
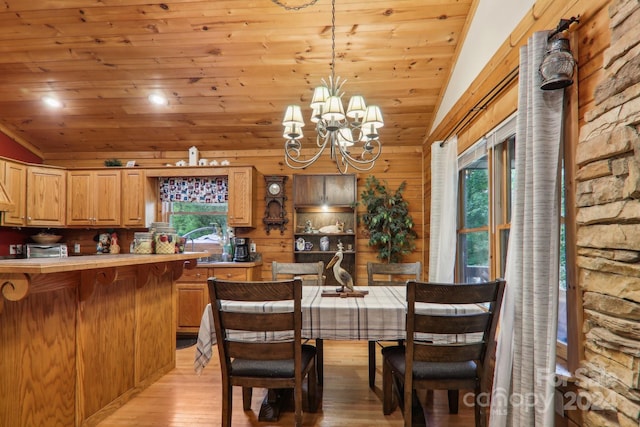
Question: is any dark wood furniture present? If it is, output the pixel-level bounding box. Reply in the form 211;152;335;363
293;174;357;287
272;260;326;385
366;261;422;389
207;277;318;427
382;279;506;427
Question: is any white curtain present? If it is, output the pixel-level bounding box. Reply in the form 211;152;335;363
429;136;458;282
490;31;563;427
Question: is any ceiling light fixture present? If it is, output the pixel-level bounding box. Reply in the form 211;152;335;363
42;96;63;108
274;0;383;174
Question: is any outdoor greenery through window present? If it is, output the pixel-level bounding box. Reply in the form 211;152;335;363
455;114;569;361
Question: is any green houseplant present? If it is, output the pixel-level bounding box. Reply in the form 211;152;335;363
359;175;417;263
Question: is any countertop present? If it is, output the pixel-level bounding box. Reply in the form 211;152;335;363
0;252;208;274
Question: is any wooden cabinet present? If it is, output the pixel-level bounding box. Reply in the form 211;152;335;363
26;165;66;227
293;174;357;287
175;263;262;334
121;169;155;228
67;169;121;226
176;268;210;335
293;174;356;206
1;160;27;226
228;166;257;227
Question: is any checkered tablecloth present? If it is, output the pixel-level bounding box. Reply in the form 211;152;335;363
194;286;482;374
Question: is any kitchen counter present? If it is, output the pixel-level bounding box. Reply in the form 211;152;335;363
0;252;207;274
0;251;205;427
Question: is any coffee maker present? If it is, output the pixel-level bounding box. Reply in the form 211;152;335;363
233;237;250;262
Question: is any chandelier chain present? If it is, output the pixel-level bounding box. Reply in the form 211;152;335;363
330;0;336;86
271;0;319;11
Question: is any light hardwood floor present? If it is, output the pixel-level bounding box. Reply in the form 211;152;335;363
98;341;474;426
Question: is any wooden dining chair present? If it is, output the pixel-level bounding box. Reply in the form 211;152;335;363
382;279;506;427
272;261;326;386
366;261;422;389
272;261;325;285
208;277;318;427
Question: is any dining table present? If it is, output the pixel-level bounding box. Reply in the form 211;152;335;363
193;285;484;423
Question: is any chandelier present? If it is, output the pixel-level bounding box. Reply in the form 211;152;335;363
275;0;384;174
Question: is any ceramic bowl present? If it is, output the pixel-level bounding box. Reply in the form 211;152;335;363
31;233;63;244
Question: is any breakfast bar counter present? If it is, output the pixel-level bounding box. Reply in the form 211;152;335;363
0;252;205;427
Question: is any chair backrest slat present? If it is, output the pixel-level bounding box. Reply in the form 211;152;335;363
414;282;500;304
221;311;294;332
367;262;422;286
214;280;295;301
414;342;485;363
414;313;490;335
272;261;325;286
227;341;295;360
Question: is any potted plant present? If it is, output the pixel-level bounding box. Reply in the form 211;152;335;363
359;175;417;263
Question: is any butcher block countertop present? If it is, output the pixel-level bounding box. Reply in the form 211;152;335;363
0;252;207;274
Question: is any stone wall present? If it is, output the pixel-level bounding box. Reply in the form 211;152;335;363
576;0;640;425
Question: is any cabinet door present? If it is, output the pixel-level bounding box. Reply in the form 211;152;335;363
1;161;27;226
93;170;121;225
67;170;120;226
293;175;325;205
175;268;210;334
293;174;356;206
66;171;93;225
324;175;356;205
27;166;66;227
121;169;147;227
228;167;256;227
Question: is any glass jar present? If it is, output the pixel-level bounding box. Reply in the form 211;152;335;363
133;232;154;254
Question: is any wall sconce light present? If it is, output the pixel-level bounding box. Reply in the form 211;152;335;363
539;17;579;91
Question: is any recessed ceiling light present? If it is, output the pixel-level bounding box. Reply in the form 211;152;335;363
148;94;168;106
42;96;63;108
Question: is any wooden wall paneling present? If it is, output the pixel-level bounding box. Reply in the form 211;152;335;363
41;146;424;282
77;269;136;424
0;284;77;426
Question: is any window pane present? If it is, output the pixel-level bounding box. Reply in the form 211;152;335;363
462;159;489;229
169;202;228;237
499;228;510;278
506;136;516;222
458;231;489;282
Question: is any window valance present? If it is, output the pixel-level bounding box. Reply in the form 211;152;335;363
159;177;228;203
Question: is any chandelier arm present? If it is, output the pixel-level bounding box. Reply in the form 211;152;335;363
271;0;319;11
284;136;330;168
335;142;382;168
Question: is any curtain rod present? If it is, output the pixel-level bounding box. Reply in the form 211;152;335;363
440;65;519;147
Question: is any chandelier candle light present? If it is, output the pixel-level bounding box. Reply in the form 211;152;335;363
276;0;383;174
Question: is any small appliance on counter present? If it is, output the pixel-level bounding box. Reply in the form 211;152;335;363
26;243;68;258
233;237;250;262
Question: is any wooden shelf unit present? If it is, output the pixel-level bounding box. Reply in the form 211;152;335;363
293;175;357;287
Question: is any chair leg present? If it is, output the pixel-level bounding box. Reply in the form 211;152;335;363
368;340;376;389
222;380;232;427
242;387;252;411
316;338;324;387
382;358;396;415
307;359;319;413
447;389;459;414
294;382;303;427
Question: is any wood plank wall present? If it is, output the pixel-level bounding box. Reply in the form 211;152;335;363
47;146;425;283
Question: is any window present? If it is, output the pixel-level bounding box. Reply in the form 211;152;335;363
456;113;571;364
456;115;516;282
158;177;229;252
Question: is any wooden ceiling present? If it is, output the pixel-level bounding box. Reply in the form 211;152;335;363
0;0;474;159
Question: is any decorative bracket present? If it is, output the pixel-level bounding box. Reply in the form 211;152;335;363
0;273;31;314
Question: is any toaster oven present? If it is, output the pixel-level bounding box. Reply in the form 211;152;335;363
25;243;68;258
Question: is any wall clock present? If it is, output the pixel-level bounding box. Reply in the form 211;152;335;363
263;175;288;235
